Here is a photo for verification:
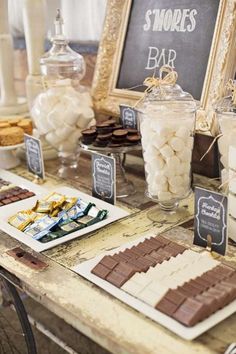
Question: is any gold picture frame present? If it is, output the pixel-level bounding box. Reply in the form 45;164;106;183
92;0;236;117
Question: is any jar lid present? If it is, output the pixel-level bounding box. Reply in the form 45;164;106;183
140;66;197;112
215;80;236;114
40;9;85;80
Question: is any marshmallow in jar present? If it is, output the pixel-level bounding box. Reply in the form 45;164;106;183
31;9;94;157
215;80;236;182
139;66;197;209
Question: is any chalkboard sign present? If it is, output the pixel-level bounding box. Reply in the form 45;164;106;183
194;187;228;255
117;0;220;101
120;105;138;130
92;153;116;205
24;134;45;180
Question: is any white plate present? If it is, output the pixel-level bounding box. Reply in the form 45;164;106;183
73;233;236;341
0;186;129;252
0;143;24;150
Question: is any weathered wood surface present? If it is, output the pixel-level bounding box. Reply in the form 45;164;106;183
0;156;235;354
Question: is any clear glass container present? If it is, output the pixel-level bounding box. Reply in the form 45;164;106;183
31;10;94;178
139;73;197;222
215;83;236;182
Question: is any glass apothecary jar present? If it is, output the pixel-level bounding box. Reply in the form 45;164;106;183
215;80;236;181
31;9;94;178
139;66;197;221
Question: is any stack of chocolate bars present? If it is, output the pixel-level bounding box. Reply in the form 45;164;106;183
0;178;35;207
91;235;236;327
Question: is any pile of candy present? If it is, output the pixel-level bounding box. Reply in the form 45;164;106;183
8;192;108;243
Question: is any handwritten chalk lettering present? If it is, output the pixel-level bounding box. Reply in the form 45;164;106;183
194;187;228;256
143;8;198;32
92;153;116;205
145;47;176;70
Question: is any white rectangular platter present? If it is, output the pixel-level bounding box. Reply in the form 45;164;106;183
0;185;129;252
73;233;236;341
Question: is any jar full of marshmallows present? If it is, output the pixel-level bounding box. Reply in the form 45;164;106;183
139;66;197;211
31;9;94;177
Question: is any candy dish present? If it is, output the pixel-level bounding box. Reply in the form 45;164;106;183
79;139;142;198
0;143;25;169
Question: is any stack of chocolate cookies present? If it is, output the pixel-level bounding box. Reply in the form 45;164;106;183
81;118;141;148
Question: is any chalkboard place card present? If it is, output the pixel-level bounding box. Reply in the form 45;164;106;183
92;153;116;205
120;105;139;130
24;134;45;180
194;187;228;256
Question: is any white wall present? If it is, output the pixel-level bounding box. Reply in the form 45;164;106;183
8;0;106;42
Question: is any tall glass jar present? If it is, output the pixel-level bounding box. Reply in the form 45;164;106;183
215;80;236;182
139;67;197;219
31;9;94;177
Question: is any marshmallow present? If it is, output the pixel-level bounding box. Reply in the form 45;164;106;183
175;127;190;140
160;144;174;158
229;170;236;194
161;165;176;178
166;155;180;172
177;147;192;162
220;154;228;169
228;215;236;242
229;145;236;170
228;194;236;219
178;162;190;175
218;136;229;156
187;136;194;149
45;131;63;147
169;136;185;152
152;134;167;149
168;175;183;188
55;124;74;140
157;191;172;201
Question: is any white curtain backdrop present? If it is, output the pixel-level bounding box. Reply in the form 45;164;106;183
8;0;107;42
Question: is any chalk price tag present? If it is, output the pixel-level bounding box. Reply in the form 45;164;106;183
92;153;116;205
194;187;228;256
120;105;138;130
24;134;45;180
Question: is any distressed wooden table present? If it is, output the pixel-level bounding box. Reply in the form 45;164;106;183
0;153;235;354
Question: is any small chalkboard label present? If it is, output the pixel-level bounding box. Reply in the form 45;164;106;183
24;134;45;180
194;187;228;255
92;153;116;205
120;105;138;130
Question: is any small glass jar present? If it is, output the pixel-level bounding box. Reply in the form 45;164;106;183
215;82;236;181
31;10;94;177
139;71;197;212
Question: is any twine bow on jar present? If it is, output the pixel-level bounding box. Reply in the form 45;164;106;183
143;65;178;93
134;65;178;107
226;79;236;105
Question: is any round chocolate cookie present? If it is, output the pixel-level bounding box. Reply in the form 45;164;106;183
113;129;128;138
96;122;114;134
113;124;123;131
97;133;112;141
126;134;141;143
81;129;97;145
93;139;108;147
127;128;138;135
103;118;117;126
